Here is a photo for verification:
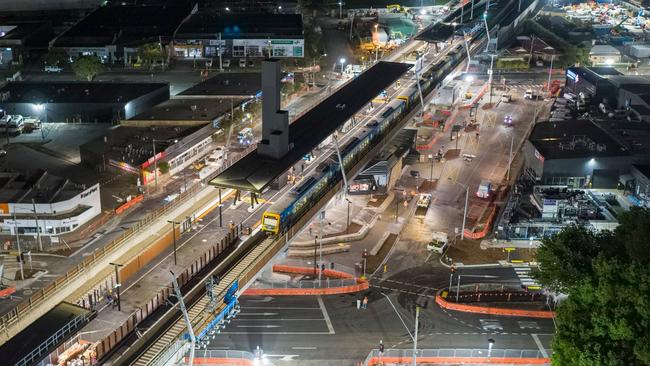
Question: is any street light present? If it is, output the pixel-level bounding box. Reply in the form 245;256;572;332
374;24;380;62
488;338;496;359
346;198;352;234
109;262;124;311
32;103;47;140
379;292;419;366
338;1;343;18
167;220;180;265
339;57;346;74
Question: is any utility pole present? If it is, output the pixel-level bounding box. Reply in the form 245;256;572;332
547;54;555;92
31;198;42;252
152;140;158;190
412;306;420;366
12;214;24;280
488;54;495;105
218;187;223;227
507;130;514;182
218;32;223;72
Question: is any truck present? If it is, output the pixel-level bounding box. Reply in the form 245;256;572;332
427;231;449;254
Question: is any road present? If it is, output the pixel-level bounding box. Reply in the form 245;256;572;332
208;295;553;365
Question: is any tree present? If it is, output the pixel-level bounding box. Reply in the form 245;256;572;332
535;208;650;365
41;49;69;67
157;161;170;175
72;56;104;81
136;42;165;70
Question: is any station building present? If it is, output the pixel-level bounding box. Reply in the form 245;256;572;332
0;170;101;236
0;81;169;123
173;13;304;59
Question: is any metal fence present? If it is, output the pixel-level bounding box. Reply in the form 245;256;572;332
190;349;256;362
364;348;549;365
251;277;358;289
15;311;95;366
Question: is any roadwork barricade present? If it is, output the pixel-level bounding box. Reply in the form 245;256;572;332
363;348;550;365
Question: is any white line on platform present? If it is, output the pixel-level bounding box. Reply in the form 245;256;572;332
317;295;335;335
531;333;549;358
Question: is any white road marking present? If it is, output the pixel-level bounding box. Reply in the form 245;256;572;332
242;306;320;310
317;295;335;334
531;333;549;358
291;346;317;350
236;325;281;328
234;318;326;321
238;312;279;316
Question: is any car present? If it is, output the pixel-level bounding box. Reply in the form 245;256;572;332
523;90;533;99
222;59;231;68
476;180;491;198
247;59;255;68
501;94;512;103
239;58;246;68
44;65;62;73
417;193;432;208
427;231;448;254
0;149;6;157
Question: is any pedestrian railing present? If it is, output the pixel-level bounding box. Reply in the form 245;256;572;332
363;348;550;366
15;311;95;366
191;349;256;361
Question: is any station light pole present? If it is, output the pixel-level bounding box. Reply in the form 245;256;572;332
167;220;180;265
110;262;123;311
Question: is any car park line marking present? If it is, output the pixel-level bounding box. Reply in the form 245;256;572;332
532;334;549;358
317;295;335;334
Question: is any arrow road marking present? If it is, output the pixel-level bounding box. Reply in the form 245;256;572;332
247;296;275;303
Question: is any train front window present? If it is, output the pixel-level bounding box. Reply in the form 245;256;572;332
263;216;279;230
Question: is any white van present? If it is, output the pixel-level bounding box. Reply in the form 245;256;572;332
427;231;449;254
8;115;24;135
44;65;62;73
417;193;432;208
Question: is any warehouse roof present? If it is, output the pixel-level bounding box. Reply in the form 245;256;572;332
0;82;168;104
178;72;261;98
529;120;628;160
176;13;303;39
209;61;411;192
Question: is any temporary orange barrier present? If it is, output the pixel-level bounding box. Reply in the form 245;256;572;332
366;356;549;365
0;286;16;298
463;206;497;240
272;264;353;279
435;295;555;318
115;194;144;214
243;265;369;296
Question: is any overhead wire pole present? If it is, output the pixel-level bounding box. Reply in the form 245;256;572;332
171;271;195;366
333;134;349;197
414;55;426;122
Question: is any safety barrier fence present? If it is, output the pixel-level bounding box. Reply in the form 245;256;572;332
15;311;95;366
92;228;240;360
436;295;555;318
186;350;256;365
463;205;497;239
0;143;254;345
363;348;550;365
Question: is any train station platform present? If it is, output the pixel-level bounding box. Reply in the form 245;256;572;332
209;61;412;193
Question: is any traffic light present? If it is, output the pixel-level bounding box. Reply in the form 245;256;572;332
362;249;368;258
450;264;456;273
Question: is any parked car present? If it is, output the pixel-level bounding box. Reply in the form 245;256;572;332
501;94;512;103
239;58;246;68
247;59;255;68
476;180;492;199
222;59;231;68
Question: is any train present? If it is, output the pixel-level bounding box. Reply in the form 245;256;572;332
261;41;468;235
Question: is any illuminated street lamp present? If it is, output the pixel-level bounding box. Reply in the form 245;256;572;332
338;1;343;18
339;57;346;74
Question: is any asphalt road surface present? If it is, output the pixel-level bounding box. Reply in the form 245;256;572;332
208;294;553;365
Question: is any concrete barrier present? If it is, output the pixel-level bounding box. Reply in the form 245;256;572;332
435;295;555;318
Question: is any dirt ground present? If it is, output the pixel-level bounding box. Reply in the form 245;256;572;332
446;238;536;265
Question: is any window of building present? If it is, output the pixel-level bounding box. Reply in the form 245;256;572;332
245;45;261;57
233;45;245;57
273;47;287;57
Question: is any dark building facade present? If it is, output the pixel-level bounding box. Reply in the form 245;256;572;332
0;82;169;123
